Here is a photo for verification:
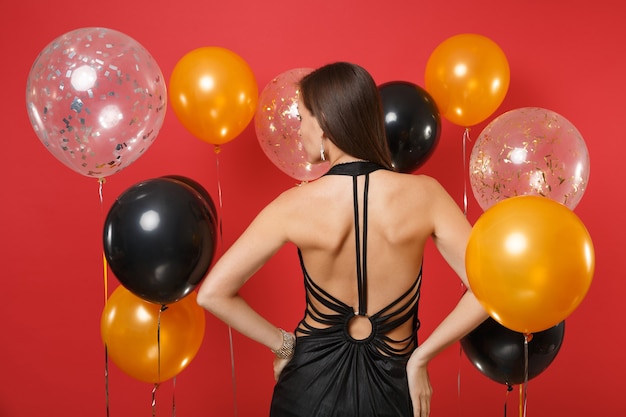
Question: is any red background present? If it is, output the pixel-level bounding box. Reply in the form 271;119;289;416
2;0;624;416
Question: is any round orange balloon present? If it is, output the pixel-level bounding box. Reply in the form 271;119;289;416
169;46;258;146
425;33;510;127
466;196;594;334
101;287;206;383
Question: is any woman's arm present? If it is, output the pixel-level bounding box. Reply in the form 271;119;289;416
196;193;294;353
407;178;489;417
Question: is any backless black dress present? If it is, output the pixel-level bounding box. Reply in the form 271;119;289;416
270;161;422;417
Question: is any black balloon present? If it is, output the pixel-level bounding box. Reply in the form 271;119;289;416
103;177;218;305
379;81;441;173
461;317;565;386
161;174;219;229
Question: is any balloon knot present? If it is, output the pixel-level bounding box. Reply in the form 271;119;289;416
213;145;222;155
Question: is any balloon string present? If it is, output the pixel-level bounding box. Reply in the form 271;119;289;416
462;128;471;216
457;344;462;417
98;177;110;417
214;146;224;247
456;260;465;417
228;326;239;417
152;383;160;417
504;384;510;417
454;254;464;417
521;334;530;417
98;177;108;304
152;305;167;416
102;253;109;304
98;177;106;205
213;145;238;417
104;344;110;417
103;255;110;417
172;376;177;417
158;305;167;380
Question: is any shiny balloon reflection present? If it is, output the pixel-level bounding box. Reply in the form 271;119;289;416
504;232;527;255
70;65;97;91
139;210;160;231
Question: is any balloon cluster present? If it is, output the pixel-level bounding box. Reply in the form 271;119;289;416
462;109;592;382
102;175;218;383
25;29;258;384
372;33;510;173
417;34;594;386
462;109;593;384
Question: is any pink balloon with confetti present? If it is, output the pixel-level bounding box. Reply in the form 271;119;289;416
26;27;167;179
469;107;590;211
255;68;329;182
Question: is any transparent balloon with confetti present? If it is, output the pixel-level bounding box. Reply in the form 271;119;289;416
469;107;590;211
26;27;167;179
255;68;329;182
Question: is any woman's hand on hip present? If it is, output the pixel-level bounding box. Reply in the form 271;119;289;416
407;354;432;417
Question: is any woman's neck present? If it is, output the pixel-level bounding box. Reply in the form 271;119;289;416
329;154;368;167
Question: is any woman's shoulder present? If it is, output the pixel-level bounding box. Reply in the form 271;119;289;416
378;170;446;193
266;178;330;212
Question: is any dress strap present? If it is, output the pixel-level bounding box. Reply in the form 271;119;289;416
322;161;389;316
324;161;385;316
354;172;369;315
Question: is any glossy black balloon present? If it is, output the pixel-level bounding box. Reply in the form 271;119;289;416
461;317;565;386
103;177;218;305
379;81;441;173
161;174;219;230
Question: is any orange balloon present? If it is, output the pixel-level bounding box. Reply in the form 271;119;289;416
101;287;206;383
466;196;594;334
169;47;258;146
425;33;510;127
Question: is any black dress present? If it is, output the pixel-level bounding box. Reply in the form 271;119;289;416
270;161;422;417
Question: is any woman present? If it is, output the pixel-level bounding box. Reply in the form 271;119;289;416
197;62;488;417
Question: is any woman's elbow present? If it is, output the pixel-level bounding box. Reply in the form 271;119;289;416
196;281;219;313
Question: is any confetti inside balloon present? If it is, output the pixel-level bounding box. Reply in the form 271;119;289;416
26;27;167;179
255;68;329;182
469;107;590;211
